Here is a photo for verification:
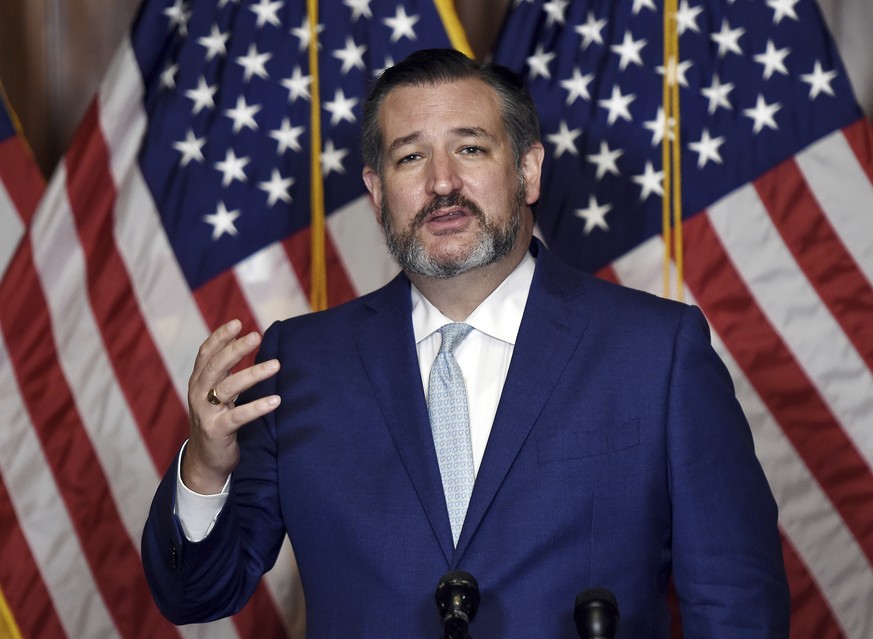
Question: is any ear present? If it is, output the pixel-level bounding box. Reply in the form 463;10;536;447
520;142;545;205
362;166;383;218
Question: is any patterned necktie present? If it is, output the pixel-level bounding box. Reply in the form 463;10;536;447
428;322;475;547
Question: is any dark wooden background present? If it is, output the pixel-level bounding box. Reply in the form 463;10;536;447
0;0;510;178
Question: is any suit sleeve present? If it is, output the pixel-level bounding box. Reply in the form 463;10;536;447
667;305;790;637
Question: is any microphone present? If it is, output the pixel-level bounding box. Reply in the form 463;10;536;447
435;570;480;639
574;587;619;639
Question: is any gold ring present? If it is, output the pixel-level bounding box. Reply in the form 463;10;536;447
206;388;222;405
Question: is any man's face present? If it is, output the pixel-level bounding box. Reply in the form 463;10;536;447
362;78;543;279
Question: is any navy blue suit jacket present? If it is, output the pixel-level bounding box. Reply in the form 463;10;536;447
142;240;789;637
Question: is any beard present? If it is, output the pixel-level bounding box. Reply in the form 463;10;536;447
380;176;527;279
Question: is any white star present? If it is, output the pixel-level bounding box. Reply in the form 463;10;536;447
753;40;791;80
204;202;241;240
598;85;636;125
688;129;725;168
345;0;372;21
197;24;229;60
383;5;420;43
543;0;570;26
185;77;217;114
270;118;305;154
632;0;657;15
237;43;272;81
324;88;359;126
258;169;295;206
281;66;312;102
611;31;647;71
632;161;664;201
766;0;800;24
743;94;782;133
575;195;612;234
172;129;206;167
160;63;178;90
643;107;676;147
656;57;693;87
526;44;556;80
218;0;240;7
291;16;324;52
333;36;367;74
214;149;251;186
546;120;582;157
801;60;838;99
163;0;190;36
575;12;606;49
224;95;261;133
250;0;283;28
321;140;349;177
587;140;623;180
675;0;703;35
710;19;745;58
560;68;594;104
701;74;735;114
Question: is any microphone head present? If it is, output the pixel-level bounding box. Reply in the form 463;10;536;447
435;570;480;625
574;587;619;639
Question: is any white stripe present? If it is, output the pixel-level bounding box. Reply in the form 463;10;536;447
327;195;398;296
0;333;118;638
235;241;310;331
0;177;24;278
795;128;873;286
708;185;873;460
816;0;873;119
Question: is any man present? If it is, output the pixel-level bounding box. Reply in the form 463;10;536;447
142;49;789;637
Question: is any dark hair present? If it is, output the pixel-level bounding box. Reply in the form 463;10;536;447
361;48;541;175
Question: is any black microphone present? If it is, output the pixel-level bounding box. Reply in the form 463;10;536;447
435;570;480;639
574;587;619;639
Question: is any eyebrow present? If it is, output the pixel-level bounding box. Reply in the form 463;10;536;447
386;126;498;156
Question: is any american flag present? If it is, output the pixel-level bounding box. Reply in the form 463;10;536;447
494;0;873;637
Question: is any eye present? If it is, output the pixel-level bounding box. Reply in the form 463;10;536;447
460;146;485;155
397;153;421;165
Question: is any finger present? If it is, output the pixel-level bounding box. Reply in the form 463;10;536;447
221;394;282;433
209;358;280;406
192;319;243;378
200;330;263;388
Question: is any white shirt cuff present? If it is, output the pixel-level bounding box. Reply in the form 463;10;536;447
174;440;230;542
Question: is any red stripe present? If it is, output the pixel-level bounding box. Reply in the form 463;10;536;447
843;118;873;186
595;263;620;284
780;533;844;639
0;238;181;638
194;268;261;371
682;212;873;567
0;474;66;638
755;158;873;373
283;226;358;307
0;136;44;226
64;101;188;473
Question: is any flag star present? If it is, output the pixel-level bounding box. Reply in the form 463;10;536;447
611;31;647;71
753;40;791;80
197;24;229;60
675;0;703;35
643;107;676;147
587;140;623;180
214;149;251;186
204;202;241;240
543;0;570;27
546;120;582;158
324;88;360;126
250;0;283;28
281;66;312;102
291;16;324;52
743;94;782;133
237;43;272;81
598;85;636;125
224;95;262;133
575;12;606;49
383;5;420;43
560;68;594;104
160;63;178;90
185;77;217;114
688;129;725;168
321;140;350;177
766;0;800;24
345;0;373;21
333;36;367;74
270;118;305;153
632;0;657;14
656;57;693;87
163;0;191;36
801;60;838;99
526;44;556;80
575;195;612;234
701;74;735;113
172;129;206;166
632;161;664;201
219;0;240;7
710;19;745;58
258;169;295;206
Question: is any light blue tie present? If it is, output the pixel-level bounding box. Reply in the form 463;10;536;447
428;322;475;547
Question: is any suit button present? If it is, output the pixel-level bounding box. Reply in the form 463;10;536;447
169;543;177;569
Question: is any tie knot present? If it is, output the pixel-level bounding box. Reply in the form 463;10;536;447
438;322;473;355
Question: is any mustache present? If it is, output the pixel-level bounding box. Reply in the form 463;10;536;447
411;192;486;228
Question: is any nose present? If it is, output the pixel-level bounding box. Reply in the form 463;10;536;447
427;151;463;196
